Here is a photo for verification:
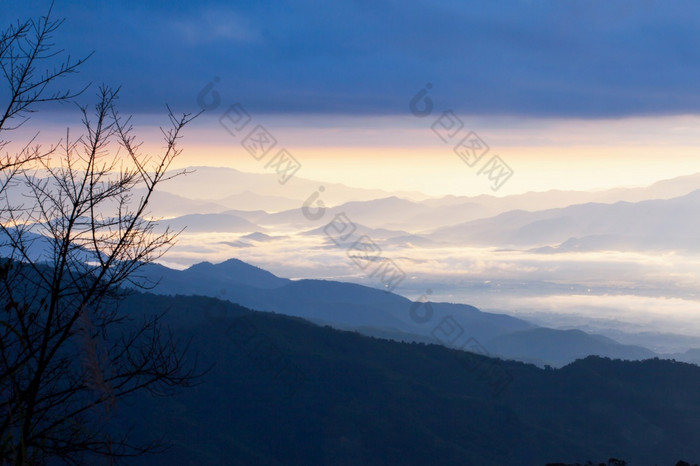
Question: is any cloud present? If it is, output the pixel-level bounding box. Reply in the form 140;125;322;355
6;0;700;116
513;294;700;335
167;9;262;45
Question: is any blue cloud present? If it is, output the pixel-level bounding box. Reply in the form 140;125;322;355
4;0;700;117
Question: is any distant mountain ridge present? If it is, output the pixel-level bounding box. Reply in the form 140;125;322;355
138;259;533;343
429;189;700;250
486;328;656;367
138;167;700;231
137;257;679;367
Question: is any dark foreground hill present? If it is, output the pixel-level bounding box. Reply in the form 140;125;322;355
110;292;700;466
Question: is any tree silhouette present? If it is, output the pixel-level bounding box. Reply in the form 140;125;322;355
0;5;199;464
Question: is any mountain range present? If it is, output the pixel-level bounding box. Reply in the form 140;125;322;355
136;167;700;257
111;291;700;465
135;258;691;368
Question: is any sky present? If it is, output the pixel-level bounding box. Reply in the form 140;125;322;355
4;0;700;196
6;1;700;337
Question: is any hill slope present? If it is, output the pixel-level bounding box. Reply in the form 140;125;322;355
487;328;656;367
137;259;535;344
119;292;700;465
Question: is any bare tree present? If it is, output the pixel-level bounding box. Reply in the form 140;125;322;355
0;1;90;173
0;5;200;465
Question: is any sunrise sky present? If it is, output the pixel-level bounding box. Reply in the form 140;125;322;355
6;0;700;197
7;0;700;339
17;111;700;197
176;113;700;196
